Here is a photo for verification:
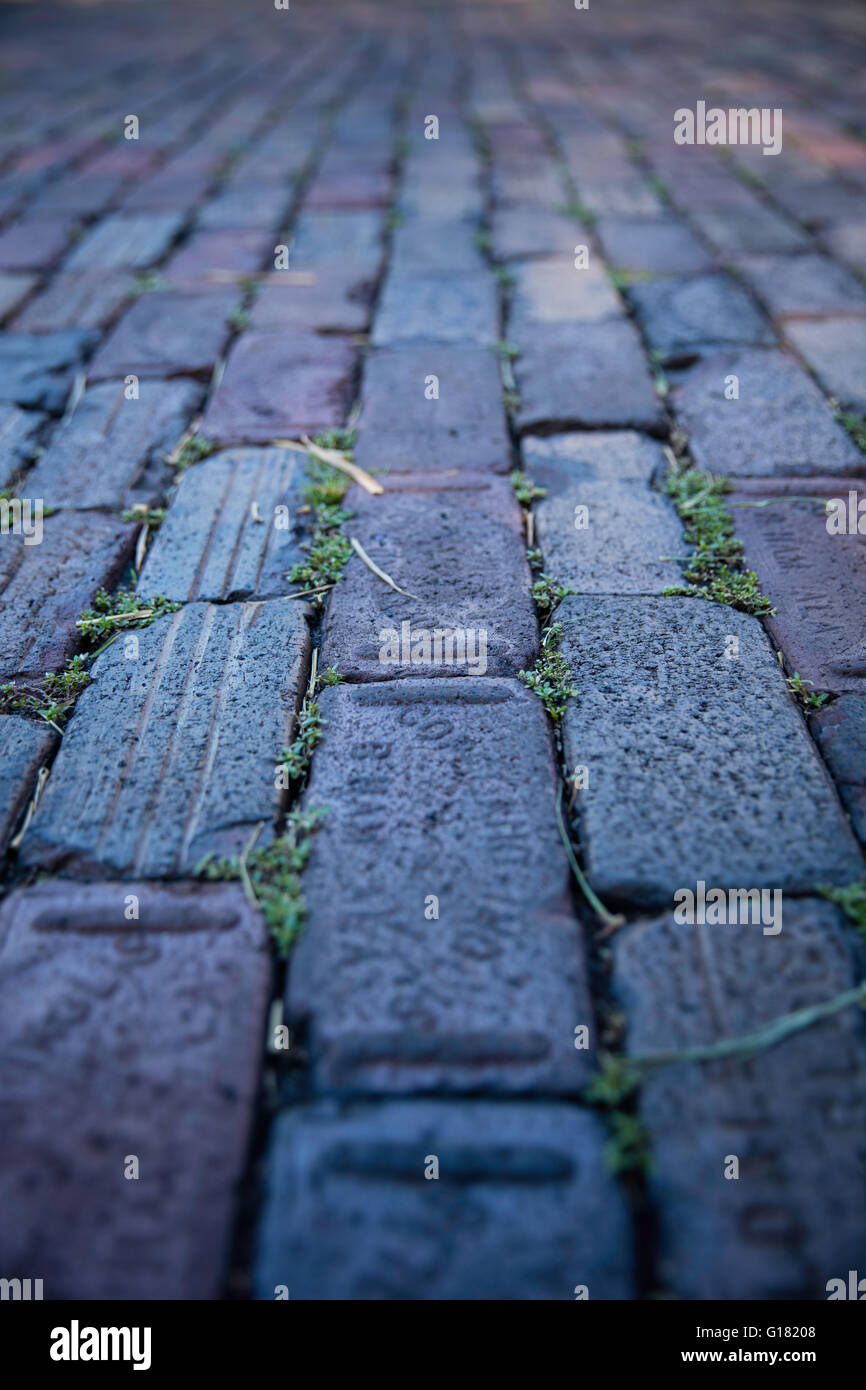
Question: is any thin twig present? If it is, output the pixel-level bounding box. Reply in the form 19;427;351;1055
238;821;264;912
349;535;419;599
270;435;384;495
554;791;625;931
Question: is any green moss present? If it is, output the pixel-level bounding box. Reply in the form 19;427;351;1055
510;469;546;506
0;655;91;730
818;881;866;935
519;622;578;720
662;464;775;616
76;587;180;650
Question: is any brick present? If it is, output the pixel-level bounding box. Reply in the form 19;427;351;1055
0;513;136;681
577;178;663;218
162;228;271;289
784;318;866;413
196;184;290;231
0;216;75;271
0;330;95;411
595;216;714;275
490;204;581;261
389;217;484;275
514;319;664;434
821;221;866;275
13;271;132;333
0;880;270;1300
88;290;239;381
250;279;371;334
689;202;809;254
255;1101;632;1299
120;172;209;215
0;403;42;487
628;274;774;363
26;379;199;510
202;332;356;444
352;345;510;475
304;159;391;211
0;271;36;321
813;696;866;843
491;161;565;209
614;901;866;1299
373;273;498;346
525;432;685;593
29;173;123;217
727;478;866;693
399;176;483;222
19;598;310;877
320;474;537;680
139;447;307;601
557;596;863;905
736;252;866;318
63;213;185;271
510;256;623;342
674;349;864;477
0;716;55;851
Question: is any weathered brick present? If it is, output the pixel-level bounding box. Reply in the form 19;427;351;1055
490;204;581;261
389;217;484;275
373;273;498;346
162;228;272;290
674;349;864;477
26;379;199;510
784;318;866;413
320;474;537;680
202;332;356;444
525;432;685;593
304;158;391;211
514;319;664;434
614;901;866;1299
88;290;239;381
0;402;42;487
352;345;510;475
813;696;866;843
63;213;185;271
822;221;866;276
0;880;270;1300
689;202;809;255
255;1101;633;1299
727;477;866;693
0;216;75;271
196;184;290;231
0;513;136;681
0;716;55;851
596;216;714;275
628;274;774;363
139;446;307;601
13;271;133;333
0;330;95;411
510;256;623;342
0;271;37;321
557;596;863;905
19;598;311;877
736;252;866;318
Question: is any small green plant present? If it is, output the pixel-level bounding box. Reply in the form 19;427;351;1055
122;505;166;529
317;665;343;687
609;268;655;290
172;434;214;470
510;470;546;506
786;671;830;712
584;1055;652;1176
311;427;357;457
526;546;544;570
495;339;520;361
494;265;514;288
279;700;324;782
530;573;575;620
132;272;168;295
604;1112;654;1176
76;587;180;650
647;173;670;201
818;881;866;936
289;459;353;603
197;808;326;956
662;463;775;616
836;411;866;453
473;229;492;253
519;622;578;720
228;307;251;332
560;199;596;228
0;656;92;731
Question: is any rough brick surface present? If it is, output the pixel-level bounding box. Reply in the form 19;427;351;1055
139;447;307;601
628;274;775;362
614;901;866;1299
64;213;185;271
557;596;863;904
255;1101;633;1299
514;319;664;433
784;317;866;412
525;432;685;593
0;513;136;681
202;332;356;444
510;256;623;340
88;290;238;380
352;346;511;475
596;216;714;275
0;272;37;320
14;271;133;333
813;696;866;843
289;680;591;1094
27;379;199;509
320;474;538;680
727;478;866;693
0;881;270;1300
0;716;55;851
373;273;498;346
0;403;42;487
19;599;311;876
674;349;865;477
0;330;95;411
736;251;866;318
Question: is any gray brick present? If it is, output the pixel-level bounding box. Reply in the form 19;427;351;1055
0;271;37;321
0;716;55;851
674;349;864;477
614;901;866;1299
88;290;239;381
524;432;685;593
0;513;136;681
813;696;866;844
689;202;809;255
19;599;311;877
196;184;290;231
0;880;270;1299
352;345;510;475
320;473;537;680
510;256;623;343
736;252;866;318
0;330;95;411
373;273;498;346
490;204;581;262
202;332;356;444
514;319;664;434
255;1100;633;1299
63;213;185;271
27;379;199;509
0;403;43;487
628;274;774;363
289;679;591;1095
14;271;133;333
389;217;485;275
784;318;866;413
595;216;714;275
139;446;307;601
557;596;863;905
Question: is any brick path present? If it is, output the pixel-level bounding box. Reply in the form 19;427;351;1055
0;0;865;1301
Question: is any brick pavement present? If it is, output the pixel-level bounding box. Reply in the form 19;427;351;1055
0;0;865;1303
